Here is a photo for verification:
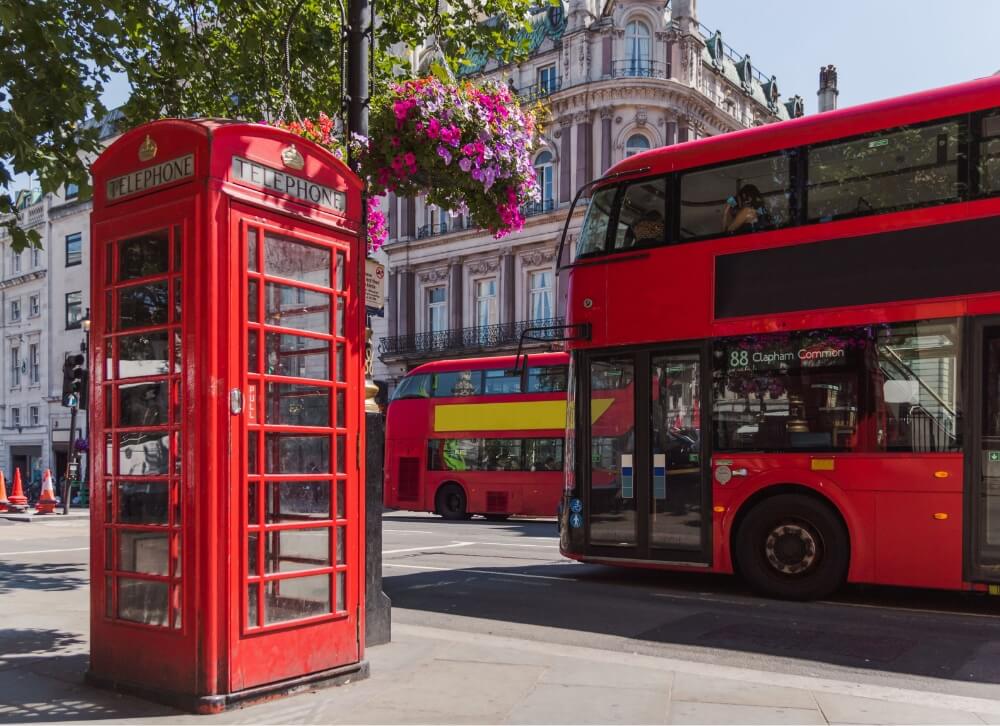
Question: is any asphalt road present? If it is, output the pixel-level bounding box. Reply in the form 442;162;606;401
381;511;1000;702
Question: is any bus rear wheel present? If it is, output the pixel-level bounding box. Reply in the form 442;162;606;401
484;514;510;522
735;494;848;601
436;484;471;520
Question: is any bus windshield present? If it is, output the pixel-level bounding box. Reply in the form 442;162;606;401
390;373;430;400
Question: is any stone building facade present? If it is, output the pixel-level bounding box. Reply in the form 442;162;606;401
375;0;804;391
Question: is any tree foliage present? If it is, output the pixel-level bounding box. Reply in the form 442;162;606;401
1;0;537;251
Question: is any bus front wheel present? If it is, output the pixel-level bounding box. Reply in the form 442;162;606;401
735;494;848;601
436;484;471;520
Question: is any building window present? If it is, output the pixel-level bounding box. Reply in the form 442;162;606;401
29;343;39;385
65;183;79;200
29;294;39;317
12;251;21;274
625;134;651;158
9;299;20;323
10;347;20;387
625;20;651;76
31;247;41;268
537;64;558;95
66;291;83;330
528;270;554;322
474;278;498;330
65;233;82;266
29;406;38;427
534;151;555;209
427;286;447;333
11;407;19;428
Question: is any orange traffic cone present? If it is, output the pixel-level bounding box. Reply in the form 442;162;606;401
0;472;8;513
7;468;27;512
35;469;57;515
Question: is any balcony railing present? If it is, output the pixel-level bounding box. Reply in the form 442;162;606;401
416;222;450;239
379;316;564;358
522;198;556;217
517;78;562;104
612;60;669;80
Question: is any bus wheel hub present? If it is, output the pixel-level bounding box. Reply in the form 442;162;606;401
765;524;817;575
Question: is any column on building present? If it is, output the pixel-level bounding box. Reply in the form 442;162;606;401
397;269;415;337
559;116;573;203
575;112;593;192
600;107;614;174
387;271;399;338
500;251;515;325
448;260;462;331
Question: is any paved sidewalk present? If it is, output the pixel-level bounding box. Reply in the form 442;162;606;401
4;617;1000;724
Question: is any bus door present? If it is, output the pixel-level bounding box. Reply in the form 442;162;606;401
968;317;1000;583
582;346;711;564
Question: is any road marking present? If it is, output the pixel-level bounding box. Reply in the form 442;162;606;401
384;561;577;582
384;529;435;534
393;622;1000;717
819;598;1000;620
469;541;560;549
383;541;476;555
0;547;90;556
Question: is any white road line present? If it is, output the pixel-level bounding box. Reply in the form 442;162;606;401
384;561;577;582
394;622;1000;717
384;529;435;534
383;541;476;555
0;547;90;556
819;598;1000;620
470;541;560;549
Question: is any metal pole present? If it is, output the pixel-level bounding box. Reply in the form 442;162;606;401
346;0;370;161
62;404;77;515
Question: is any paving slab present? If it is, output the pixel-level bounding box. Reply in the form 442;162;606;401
537;659;674;691
505;682;671;725
814;691;988;725
670;670;818;709
667;700;827;725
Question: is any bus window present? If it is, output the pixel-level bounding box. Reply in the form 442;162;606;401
712;328;867;452
527;365;567;393
876;319;961;452
978;111;1000;196
483;439;523;470
576;186;618;258
680;153;791;239
526;438;563;470
612;178;669;250
390;373;431;400
807;118;963;222
483;369;521;394
433;370;483;397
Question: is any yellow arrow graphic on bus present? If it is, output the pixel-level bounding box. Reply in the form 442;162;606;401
433;399;614;433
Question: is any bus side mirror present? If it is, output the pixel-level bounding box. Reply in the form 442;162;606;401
883;380;918;404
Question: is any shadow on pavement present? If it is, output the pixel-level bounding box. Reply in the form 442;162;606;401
0;561;88;595
384;561;1000;686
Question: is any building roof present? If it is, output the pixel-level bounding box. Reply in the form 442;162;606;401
700;27;794;121
460;3;568;77
81;106;127;141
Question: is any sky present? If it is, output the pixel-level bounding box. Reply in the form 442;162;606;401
694;0;1000;114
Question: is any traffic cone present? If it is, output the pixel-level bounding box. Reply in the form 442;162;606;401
35;469;57;515
7;468;27;512
0;472;8;513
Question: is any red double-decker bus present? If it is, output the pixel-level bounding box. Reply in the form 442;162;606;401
558;75;1000;599
384;353;569;519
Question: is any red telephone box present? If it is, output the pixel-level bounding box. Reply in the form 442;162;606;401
88;119;368;712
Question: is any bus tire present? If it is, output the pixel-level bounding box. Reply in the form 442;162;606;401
436;484;471;520
484;514;510;522
734;494;848;601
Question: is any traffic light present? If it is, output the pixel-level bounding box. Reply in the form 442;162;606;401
61;354;88;409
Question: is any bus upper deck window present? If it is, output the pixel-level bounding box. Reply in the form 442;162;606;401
390;374;431;400
576;186;618;257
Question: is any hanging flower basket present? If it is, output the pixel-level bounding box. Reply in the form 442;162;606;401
275;78;539;252
359;78;539;239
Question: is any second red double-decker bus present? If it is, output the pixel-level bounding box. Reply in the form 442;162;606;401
559;75;1000;600
384;353;569;519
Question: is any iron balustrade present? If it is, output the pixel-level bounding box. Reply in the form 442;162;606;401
416;222;450;239
612;60;669;80
378;316;565;358
523;198;556;217
517;77;562;103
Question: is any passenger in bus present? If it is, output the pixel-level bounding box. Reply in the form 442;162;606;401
632;209;666;246
722;184;771;234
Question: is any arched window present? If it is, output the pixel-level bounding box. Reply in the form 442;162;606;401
625;134;651;158
625;20;651;76
534;151;555;211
